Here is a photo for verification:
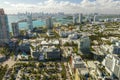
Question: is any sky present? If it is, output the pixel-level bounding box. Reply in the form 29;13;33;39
0;0;120;14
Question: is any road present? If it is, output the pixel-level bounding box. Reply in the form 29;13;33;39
2;57;16;68
64;62;72;80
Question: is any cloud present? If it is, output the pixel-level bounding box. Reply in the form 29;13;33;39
2;0;120;14
4;1;11;5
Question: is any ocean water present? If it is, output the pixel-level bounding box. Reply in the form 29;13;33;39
18;20;45;30
8;15;45;32
8;15;72;32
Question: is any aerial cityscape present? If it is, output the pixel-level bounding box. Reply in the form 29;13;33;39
0;0;120;80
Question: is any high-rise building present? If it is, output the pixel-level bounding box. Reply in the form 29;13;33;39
111;41;120;54
69;54;88;80
94;15;99;22
79;13;83;24
46;17;53;30
102;54;120;79
27;13;33;31
11;22;19;37
78;36;91;53
0;9;9;45
73;14;77;24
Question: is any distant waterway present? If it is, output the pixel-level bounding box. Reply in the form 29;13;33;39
8;15;72;32
8;15;45;32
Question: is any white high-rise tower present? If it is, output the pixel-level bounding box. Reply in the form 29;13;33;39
73;14;77;24
46;17;53;30
11;22;19;37
27;13;33;30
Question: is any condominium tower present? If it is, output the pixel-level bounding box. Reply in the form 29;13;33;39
11;22;19;37
46;17;53;30
27;13;33;30
0;9;9;45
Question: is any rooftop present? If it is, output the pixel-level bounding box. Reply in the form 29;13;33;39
41;40;59;45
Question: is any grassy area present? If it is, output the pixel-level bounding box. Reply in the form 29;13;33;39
0;65;8;79
11;62;66;80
